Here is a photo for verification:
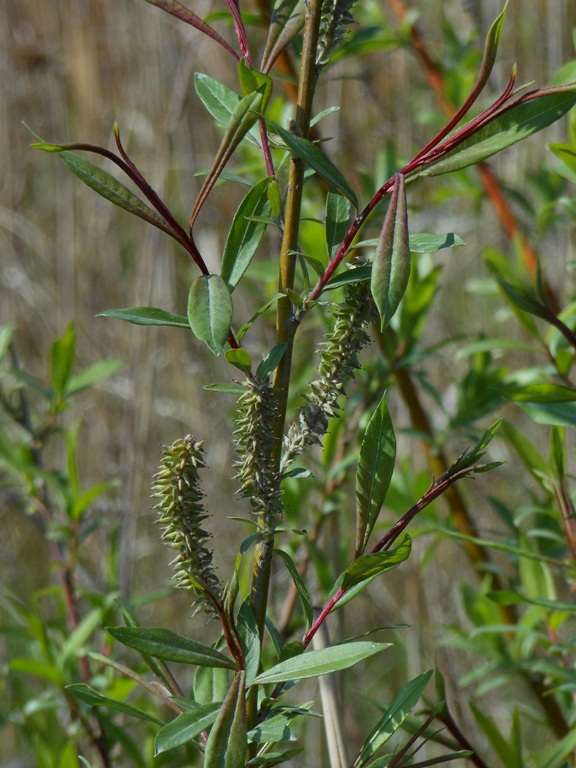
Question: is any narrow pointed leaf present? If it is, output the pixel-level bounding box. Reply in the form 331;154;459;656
251;642;389;685
503;383;576;403
411;88;576;180
355;392;396;557
204;671;247;768
195;74;244;126
144;0;239;60
326;186;352;257
257;343;287;378
355;670;433;766
107;627;236;669
67;683;163;725
221;177;272;290
190;90;265;229
261;0;303;74
187;275;233;355
266;119;358;208
97;307;190;327
343;536;411;593
275;549;313;630
33;148;176;236
66;360;123;396
154;702;221;754
238;59;272;109
371;173;410;331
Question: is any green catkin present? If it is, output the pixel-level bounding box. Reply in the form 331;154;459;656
282;278;378;471
316;0;357;68
153;435;221;617
234;377;283;526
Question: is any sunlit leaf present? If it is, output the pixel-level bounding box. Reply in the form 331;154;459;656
155;703;221;754
97;306;190;328
107;627;237;668
187;275;233;355
205;671;247;768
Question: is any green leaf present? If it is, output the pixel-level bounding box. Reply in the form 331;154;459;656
33;147;175;235
190;89;266;228
325;265;372;290
205;671;247;768
266;118;358;208
50;323;76;399
237;600;261;685
97;306;190;327
503;383;576;403
355;391;396;557
194;665;232;705
411;88;576;180
326;187;352;257
154;703;221;754
225;348;253;375
107;627;237;669
275;549;313;630
67;683;163;725
66;360;123;396
195;74;243;127
371;174;410;331
515;401;576;428
355;233;464;253
237;293;285;341
222;178;272;290
187;274;233;355
257;343;287;378
238;59;272;109
355;670;433;766
342;536;411;593
491;273;549;320
251;642;389;685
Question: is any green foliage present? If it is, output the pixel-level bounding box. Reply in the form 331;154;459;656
6;1;576;766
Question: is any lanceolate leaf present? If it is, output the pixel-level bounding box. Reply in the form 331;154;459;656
154;703;221;754
187;275;233;355
204;671;247;768
266;119;358;208
371;173;410;332
238;59;272;108
326;186;352;257
221;177;272;290
33;148;177;238
251;642;389;685
411;88;576;180
67;683;163;725
190;90;266;229
343;536;411;592
354;670;433;767
107;627;237;669
97;307;190;327
275;549;313;630
355;392;396;557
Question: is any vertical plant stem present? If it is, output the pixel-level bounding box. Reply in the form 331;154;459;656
247;0;324;738
250;0;324;633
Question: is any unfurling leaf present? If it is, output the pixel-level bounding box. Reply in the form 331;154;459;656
355;391;396;557
187;275;233;355
204;671;247;768
371;173;410;331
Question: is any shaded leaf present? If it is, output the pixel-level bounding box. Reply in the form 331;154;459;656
355;391;396;557
355;670;433;766
205;671;247;768
251;642;389;685
371;174;410;331
188;275;233;355
257;343;287;378
66;360;123;396
67;683;163;725
107;627;236;668
275;549;313;630
326;187;352;257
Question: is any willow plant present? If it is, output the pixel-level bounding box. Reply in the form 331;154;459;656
31;1;576;766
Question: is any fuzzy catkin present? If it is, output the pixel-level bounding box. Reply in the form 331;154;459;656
282;279;378;471
234;377;283;526
316;0;357;68
152;435;221;617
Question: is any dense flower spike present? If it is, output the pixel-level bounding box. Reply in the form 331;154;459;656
316;0;357;68
282;277;379;470
153;435;222;617
235;377;283;525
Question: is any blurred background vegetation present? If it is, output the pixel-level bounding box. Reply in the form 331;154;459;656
2;0;576;765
